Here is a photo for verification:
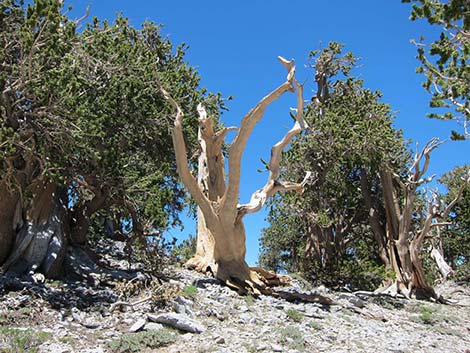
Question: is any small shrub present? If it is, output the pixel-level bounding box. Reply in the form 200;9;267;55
151;283;182;309
182;285;198;297
276;327;305;351
285;309;303;323
410;305;437;325
0;327;51;353
419;307;435;325
244;295;256;306
307;321;322;330
108;329;176;353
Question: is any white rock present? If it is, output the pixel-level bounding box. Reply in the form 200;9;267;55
148;313;205;333
215;335;225;344
144;322;164;331
128;318;146;333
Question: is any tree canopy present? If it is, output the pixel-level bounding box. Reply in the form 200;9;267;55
260;43;406;289
0;0;222;277
403;0;470;139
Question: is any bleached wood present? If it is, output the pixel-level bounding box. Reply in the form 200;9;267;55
221;57;297;218
160;87;215;223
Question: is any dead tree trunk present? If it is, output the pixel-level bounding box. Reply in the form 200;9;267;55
430;227;454;279
378;138;468;300
161;57;311;294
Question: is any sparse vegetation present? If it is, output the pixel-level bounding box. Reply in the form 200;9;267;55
182;285;198;298
0;327;51;353
285;308;304;323
244;295;256;306
108;329;176;353
276;327;306;351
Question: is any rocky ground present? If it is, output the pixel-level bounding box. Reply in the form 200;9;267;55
0;247;469;353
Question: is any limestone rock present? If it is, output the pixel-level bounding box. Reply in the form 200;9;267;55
148;312;205;333
128;318;146;332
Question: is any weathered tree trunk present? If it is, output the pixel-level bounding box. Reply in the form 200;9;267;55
1;181;68;278
360;168;391;269
0;181;21;265
161;58;312;294
376;139;468;300
430;247;454;279
304;224;338;274
0;176;133;283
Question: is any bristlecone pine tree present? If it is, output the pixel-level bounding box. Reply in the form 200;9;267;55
160;58;313;295
0;0;216;281
376;139;469;300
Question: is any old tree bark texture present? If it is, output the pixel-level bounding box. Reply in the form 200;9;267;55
374;139;469;300
161;58;311;294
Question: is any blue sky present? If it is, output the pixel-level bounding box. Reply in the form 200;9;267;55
67;1;469;265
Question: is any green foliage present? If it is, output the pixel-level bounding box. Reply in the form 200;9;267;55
182;285;198;297
285;308;304;323
108;329;176;353
243;294;256;306
403;0;470;138
0;327;52;353
171;234;197;264
439;165;470;275
260;42;406;289
0;0;224;272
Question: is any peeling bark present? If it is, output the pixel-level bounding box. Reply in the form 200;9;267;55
431;247;454;279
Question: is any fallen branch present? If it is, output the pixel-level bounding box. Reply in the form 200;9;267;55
109;294;153;312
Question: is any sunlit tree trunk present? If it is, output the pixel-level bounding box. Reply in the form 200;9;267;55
161;58;312;293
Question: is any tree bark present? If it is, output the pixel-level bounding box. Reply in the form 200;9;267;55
360;168;391;269
1;181;68;278
430;247;454;279
0;181;21;265
376;138;467;300
161;57;310;294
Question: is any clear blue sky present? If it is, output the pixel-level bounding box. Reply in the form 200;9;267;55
67;0;469;265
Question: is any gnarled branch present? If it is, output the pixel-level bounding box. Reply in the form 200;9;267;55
221;57;297;217
159;87;215;222
235;61;310;221
237;172;311;221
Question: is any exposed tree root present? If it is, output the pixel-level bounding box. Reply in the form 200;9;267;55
372;280;450;304
185;257;333;305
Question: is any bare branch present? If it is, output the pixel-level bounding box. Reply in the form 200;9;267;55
269;82;308;181
237;171;312;221
441;174;470;218
429;222;453;229
231;59;310;222
214;126;238;148
222;57;297;216
159;87;215;221
410;138;444;183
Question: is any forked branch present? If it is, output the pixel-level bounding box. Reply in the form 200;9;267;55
159;87;215;222
222;57;298;214
237;74;311;220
